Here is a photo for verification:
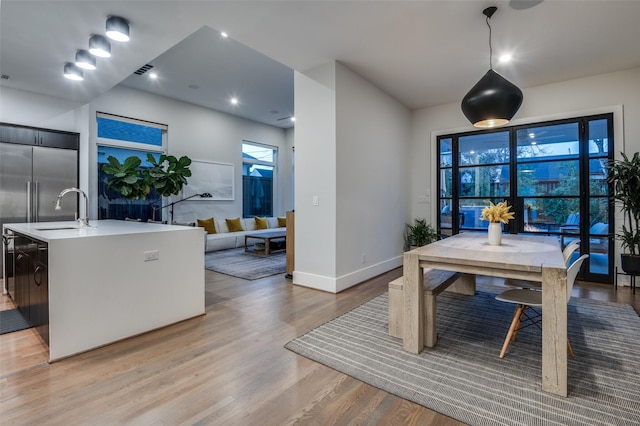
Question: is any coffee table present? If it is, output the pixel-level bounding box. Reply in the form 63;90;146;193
244;230;286;255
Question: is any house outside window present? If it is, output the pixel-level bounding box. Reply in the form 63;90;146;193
242;141;276;218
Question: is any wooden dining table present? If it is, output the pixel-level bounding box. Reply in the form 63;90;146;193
402;233;569;396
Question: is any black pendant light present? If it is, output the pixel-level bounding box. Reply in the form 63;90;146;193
461;6;523;128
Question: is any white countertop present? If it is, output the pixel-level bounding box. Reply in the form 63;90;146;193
3;220;202;242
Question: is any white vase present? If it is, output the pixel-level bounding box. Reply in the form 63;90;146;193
487;222;502;246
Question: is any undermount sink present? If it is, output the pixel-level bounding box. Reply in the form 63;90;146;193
35;226;81;231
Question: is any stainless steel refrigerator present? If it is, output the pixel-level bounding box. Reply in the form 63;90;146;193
1;141;78;279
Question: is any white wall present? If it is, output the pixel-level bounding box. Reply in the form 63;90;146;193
293;63;338;289
293;61;410;293
0;86;83;131
410;66;640;275
334;62;410;290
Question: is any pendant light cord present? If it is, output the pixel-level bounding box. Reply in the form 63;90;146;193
487;14;493;70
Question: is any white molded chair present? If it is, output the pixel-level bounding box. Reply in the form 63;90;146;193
495;254;589;359
504;240;581;290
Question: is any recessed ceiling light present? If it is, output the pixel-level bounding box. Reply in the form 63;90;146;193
106;16;130;42
63;63;83;81
220;31;228;38
230;97;238;105
531;141;537;145
529;132;535;138
75;50;96;70
498;54;512;64
89;35;111;58
149;72;158;79
290;117;296;122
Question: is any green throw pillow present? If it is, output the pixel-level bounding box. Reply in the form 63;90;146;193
255;216;268;230
197;217;216;234
226;217;244;232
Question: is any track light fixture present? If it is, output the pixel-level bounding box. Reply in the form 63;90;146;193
63;63;83;81
89;34;111;58
106;16;130;42
75;50;96;70
461;6;523;128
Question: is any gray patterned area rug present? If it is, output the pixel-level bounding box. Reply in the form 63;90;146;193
204;248;286;280
285;283;640;425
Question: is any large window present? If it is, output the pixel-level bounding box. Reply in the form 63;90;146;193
242;142;276;218
96;113;166;221
437;114;614;283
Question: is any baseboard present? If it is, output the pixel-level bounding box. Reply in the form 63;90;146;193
292;271;337;293
293;255;403;294
335;255;403;292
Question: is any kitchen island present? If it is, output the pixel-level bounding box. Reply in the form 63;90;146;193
3;220;205;362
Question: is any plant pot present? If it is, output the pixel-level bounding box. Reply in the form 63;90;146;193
621;254;640;275
487;222;502;246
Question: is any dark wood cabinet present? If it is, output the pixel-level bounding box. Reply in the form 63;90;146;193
13;234;49;345
1;124;36;146
14;240;32;318
32;243;49;344
0;123;78;150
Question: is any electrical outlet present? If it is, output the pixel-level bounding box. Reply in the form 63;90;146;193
362;253;366;264
144;250;159;261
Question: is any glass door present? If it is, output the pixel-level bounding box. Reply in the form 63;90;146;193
437;113;614;283
513;116;613;283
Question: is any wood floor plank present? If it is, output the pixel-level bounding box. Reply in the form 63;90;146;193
0;269;637;425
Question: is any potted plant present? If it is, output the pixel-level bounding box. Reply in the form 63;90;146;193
406;218;438;249
480;201;515;246
102;153;192;221
607;152;640;274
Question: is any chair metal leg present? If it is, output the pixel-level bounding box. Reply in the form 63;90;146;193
500;304;524;359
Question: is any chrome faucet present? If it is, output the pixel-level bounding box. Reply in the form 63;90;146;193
55;187;89;227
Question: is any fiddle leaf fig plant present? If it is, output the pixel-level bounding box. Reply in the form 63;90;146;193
146;154;192;197
101;155;152;200
102;154;192;202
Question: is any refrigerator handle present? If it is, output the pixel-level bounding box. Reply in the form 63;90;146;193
26;181;32;223
34;181;39;222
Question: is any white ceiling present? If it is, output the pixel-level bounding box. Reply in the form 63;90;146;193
2;1;640;129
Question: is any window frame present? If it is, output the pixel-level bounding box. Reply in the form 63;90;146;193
96;113;168;222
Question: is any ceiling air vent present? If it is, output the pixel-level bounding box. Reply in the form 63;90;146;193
134;64;154;75
1;75;10;80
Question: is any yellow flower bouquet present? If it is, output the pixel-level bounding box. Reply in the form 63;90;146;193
480;201;515;224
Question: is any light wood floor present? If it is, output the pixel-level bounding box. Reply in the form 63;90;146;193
1;271;638;425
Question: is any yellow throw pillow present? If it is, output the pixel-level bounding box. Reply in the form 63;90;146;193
255;216;268;230
277;217;286;227
226;217;244;232
197;217;216;234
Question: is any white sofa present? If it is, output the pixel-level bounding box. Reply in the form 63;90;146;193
201;217;285;252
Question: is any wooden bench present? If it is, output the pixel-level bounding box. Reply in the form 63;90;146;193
388;269;474;348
